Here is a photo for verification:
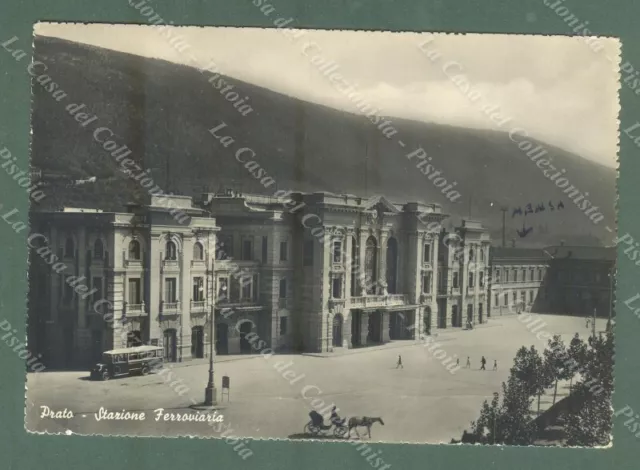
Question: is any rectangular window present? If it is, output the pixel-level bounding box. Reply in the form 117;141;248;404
521;269;526;282
495;269;500;282
242;238;253;261
192;277;204;301
332;276;342;299
241;276;252;301
217;278;229;302
504;293;508;306
423;243;431;263
303;240;314;266
422;272;432;294
280;317;288;336
530;269;534;281
521;291;526;303
333;241;342;263
452;272;459;289
505;270;510;282
479;272;484;288
261;236;268;263
495;293;499;306
512;292;517;304
92;276;103;302
128;278;141;305
513;269;518;282
529;290;534;303
279;241;288;262
468;272;474;288
230;277;240;302
164;278;177;303
279;278;287;299
217;235;233;260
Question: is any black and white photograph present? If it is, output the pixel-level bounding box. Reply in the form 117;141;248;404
21;23;618;448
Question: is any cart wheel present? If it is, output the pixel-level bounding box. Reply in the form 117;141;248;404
333;426;348;438
303;422;312;434
141;366;150;376
102;371;110;381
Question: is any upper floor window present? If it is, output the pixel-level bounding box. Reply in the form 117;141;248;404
468;272;474;288
165;241;177;260
505;270;510;282
280;241;288;262
468;247;475;262
93;239;104;259
479;272;484;287
216;235;232;260
333;241;342;263
495;269;500;282
513;269;518;282
521;269;526;282
423;243;431;263
452;271;459;289
480;248;485;262
193;242;204;261
128;240;141;260
64;237;74;258
261;236;268;263
279;278;287;298
530;269;534;281
422;272;432;294
242;238;253;261
332;276;343;299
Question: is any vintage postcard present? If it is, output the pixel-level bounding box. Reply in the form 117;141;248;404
22;23;619;450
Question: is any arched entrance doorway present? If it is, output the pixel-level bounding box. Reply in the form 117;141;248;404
451;305;458;328
424;307;432;335
386;237;398;294
239;320;253;353
368;311;383;343
365;237;378;294
216;323;228;355
332;314;343;347
191;326;204;358
163;329;177;362
351;311;362;347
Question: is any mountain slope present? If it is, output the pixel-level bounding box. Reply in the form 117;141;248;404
30;36;617;246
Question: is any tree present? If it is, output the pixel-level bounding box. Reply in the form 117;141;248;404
567;333;587;393
544;335;573;405
564;330;614;446
511;346;553;414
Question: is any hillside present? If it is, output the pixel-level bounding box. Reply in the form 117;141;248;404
30;36;617;247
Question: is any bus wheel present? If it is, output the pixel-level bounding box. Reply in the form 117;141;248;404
141;366;150;376
102;371;110;381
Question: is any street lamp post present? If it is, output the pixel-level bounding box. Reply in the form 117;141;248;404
204;255;217;406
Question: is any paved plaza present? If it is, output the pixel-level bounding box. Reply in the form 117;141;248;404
26;314;607;442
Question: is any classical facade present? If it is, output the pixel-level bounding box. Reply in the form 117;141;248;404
27;190;493;367
27;195;220;369
200;190;491;353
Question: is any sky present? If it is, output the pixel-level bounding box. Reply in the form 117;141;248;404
35;23;620;167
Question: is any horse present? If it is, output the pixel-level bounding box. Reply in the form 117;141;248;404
347;416;384;439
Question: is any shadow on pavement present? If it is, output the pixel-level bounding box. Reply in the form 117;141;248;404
287;433;349;440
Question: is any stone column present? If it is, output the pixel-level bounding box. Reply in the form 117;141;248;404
382;311;390;342
343;310;352;348
360;311;369;346
379;229;389;295
359;230;368;294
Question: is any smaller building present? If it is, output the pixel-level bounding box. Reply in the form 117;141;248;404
489;245;615;319
488;247;549;317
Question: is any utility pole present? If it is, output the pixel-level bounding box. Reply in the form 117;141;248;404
204;254;217;406
500;207;507;248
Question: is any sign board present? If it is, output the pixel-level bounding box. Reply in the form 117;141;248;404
222;376;230;389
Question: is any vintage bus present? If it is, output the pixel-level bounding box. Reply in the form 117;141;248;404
90;345;164;381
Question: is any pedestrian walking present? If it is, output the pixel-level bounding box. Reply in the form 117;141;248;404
480;356;486;370
493;360;497;371
465;356;471;368
396;354;403;369
456;357;460;367
586;318;590;329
